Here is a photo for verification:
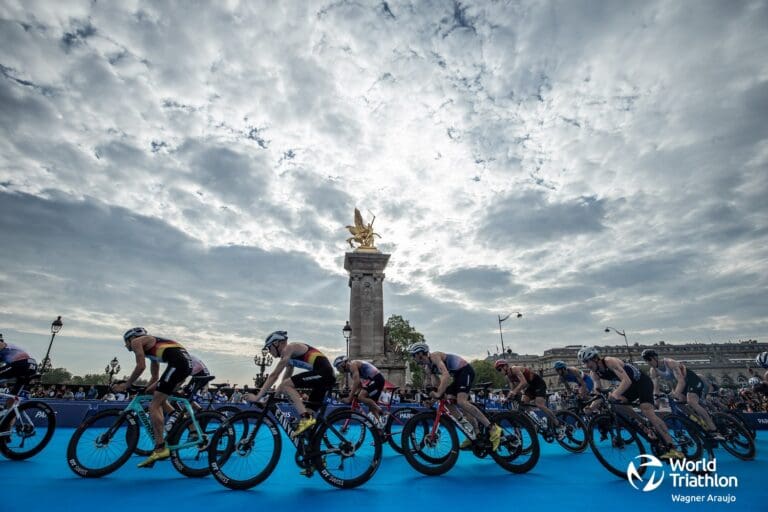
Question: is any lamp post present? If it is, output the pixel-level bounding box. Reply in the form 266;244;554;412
605;327;632;362
342;321;352;389
41;316;63;374
498;312;522;355
105;357;121;386
253;347;273;388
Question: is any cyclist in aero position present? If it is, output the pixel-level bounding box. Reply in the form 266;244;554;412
578;346;682;460
245;331;335;436
553;360;594;398
642;349;724;441
409;343;502;450
0;333;38;406
496;360;567;440
750;352;768;395
333;356;387;428
112;327;193;467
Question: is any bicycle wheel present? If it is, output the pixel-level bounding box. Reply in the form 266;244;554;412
384;407;419;454
401;411;458;476
168;411;225;478
728;411;756;441
554;410;588;453
208;409;281;490
713;412;755;460
311;409;382;488
0;401;56;460
491;411;540;474
588;412;646;479
661;413;705;460
67;409;139;478
133;405;154;456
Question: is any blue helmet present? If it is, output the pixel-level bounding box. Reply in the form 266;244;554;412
553;360;567;370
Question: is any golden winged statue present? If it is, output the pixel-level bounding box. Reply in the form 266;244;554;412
346;208;381;251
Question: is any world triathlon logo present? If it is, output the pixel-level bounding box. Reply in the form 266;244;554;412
626;454;665;492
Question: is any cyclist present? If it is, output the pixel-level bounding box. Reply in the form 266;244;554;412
553;360;594;399
641;349;724;441
409;343;502;450
578;346;682;460
333;356;387;428
496;360;566;440
112;327;193;468
245;331;335;437
751;352;768;395
0;333;38;407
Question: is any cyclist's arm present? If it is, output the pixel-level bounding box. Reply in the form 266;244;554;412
509;368;527;395
432;356;450;396
350;365;363;394
649;367;660;395
671;361;686;396
125;338;147;386
252;354;290;402
606;359;631;398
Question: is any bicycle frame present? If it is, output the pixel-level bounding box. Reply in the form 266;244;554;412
0;392;25;437
113;394;204;452
428;398;473;439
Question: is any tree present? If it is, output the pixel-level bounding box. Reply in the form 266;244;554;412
470;360;507;389
385;315;426;388
41;368;72;385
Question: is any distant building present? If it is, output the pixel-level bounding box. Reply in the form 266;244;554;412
486;339;767;391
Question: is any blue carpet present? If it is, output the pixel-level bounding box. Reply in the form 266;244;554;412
1;429;765;512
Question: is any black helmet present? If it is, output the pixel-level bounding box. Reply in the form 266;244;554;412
641;349;658;361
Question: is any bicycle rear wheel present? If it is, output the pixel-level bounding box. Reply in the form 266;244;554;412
207;409;281;490
554;410;588;453
67;409;139;478
661;412;705;460
0;401;56;460
588;412;646;479
168;411;226;477
384;407;419;454
491;411;540;474
713;412;755;460
312;409;382;488
401;411;458;476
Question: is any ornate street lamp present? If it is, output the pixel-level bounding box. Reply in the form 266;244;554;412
41;316;63;374
342;321;352;389
253;347;273;388
605;327;632;362
105;357;121;386
498;312;522;355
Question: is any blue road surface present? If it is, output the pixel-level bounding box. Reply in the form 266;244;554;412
2;429;766;512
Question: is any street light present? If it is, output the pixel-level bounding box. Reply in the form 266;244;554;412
498;312;522;355
605;326;632;362
105;357;121;386
342;321;352;389
41;316;63;374
253;347;273;388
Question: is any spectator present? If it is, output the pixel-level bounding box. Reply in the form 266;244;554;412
86;385;98;400
63;387;75;400
114;389;127;401
199;387;212;402
230;386;243;404
74;387;85;400
103;392;116;401
214;389;227;403
46;386;56;398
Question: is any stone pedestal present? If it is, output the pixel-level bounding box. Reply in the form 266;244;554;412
344;251;406;387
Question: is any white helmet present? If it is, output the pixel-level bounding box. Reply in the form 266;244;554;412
756;352;768;369
577;346;600;363
123;327;147;342
748;377;760;386
264;330;288;350
408;343;430;356
333;355;348;370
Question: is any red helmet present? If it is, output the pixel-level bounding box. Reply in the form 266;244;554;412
494;359;508;371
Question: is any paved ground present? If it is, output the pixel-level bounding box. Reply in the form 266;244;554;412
2;429;765;512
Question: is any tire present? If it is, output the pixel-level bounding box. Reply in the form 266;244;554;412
728;411;757;441
554;410;588;453
401;411;459;476
587;412;646;479
168;411;225;478
208;409;281;490
132;404;154;456
67;409;139;478
661;412;705;461
713;412;755;461
384;407;419;454
491;411;540;474
0;401;56;460
312;409;383;489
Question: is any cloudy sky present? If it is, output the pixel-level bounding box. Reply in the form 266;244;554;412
1;0;766;386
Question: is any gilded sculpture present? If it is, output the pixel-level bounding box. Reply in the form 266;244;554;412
346;208;380;251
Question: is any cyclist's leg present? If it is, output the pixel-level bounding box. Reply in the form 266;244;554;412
453;367;490;428
279;377;308;415
358;374;385;418
631;377;676;446
685;374;717;431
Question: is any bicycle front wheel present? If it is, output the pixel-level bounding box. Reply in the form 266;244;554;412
312;409;382;488
491;411;540;473
207;409;281;490
588;412;646;479
662;412;705;461
401;411;458;476
554;410;588;453
67;409;138;478
713;412;755;460
0;401;56;460
384;407;419;454
169;411;226;478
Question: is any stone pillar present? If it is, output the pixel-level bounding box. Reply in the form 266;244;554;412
344;251;406;387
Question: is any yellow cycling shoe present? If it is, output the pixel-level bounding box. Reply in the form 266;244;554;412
460;438;473;450
659;448;684;460
137;446;170;468
489;424;502;451
294;416;316;436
